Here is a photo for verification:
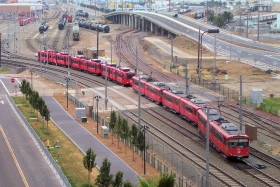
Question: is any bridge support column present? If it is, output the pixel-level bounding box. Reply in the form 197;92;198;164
142;18;145;31
155;25;158;35
151;22;154;33
134;16;137;29
161;28;164;36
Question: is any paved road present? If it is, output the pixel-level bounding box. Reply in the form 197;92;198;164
43;96;139;184
0;78;62;187
107;11;280;70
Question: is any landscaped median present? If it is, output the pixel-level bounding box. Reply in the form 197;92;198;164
12;96;99;186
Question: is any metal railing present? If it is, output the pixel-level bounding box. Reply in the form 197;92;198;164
7;94;71;187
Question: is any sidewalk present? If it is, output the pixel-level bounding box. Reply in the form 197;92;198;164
42;96;139;184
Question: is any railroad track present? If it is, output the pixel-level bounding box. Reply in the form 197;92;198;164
249;147;280;169
221;104;280;142
242;161;280;187
120;108;246;186
114;30;219;102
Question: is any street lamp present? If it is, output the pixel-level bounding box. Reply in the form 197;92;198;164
66;77;70;109
199;29;220;81
140;124;149;176
94;95;101;134
225;23;232;63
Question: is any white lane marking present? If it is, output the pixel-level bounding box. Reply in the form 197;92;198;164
0;79;10;95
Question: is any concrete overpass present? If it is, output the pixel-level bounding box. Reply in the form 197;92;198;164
104;11;179;38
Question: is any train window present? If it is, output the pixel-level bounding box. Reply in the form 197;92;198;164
175;99;179;105
146;85;149;90
215;130;223;142
160;91;163;97
80;61;83;65
85;62;87;66
228;139;249;148
185;105;193;113
141;82;145;87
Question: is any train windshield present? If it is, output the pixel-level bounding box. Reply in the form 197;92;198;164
228;139;249;148
127;73;134;80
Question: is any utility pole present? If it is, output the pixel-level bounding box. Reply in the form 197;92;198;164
185;60;189;96
169;0;171;12
40;41;42;75
171;35;173;70
246;13;249;38
105;60;108;110
212;34;216;84
18;27;20;54
257;9;260;41
46;32;49;65
240;75;243;131
96;27;99;59
206;107;210;187
197;27;200;74
136;47;141;129
0;33;1;68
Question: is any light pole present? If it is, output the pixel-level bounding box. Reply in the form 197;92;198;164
94;95;101;134
225;23;232;63
206;107;210;187
199;29;220;81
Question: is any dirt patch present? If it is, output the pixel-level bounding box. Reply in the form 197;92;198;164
53;93;160;180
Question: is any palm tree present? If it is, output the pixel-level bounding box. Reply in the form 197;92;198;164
222;11;234;23
207;13;215;22
83;148;96;187
214;15;225;27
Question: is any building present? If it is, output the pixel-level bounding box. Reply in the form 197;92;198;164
0;3;43;16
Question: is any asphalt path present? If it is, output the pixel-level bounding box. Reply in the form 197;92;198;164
0;78;61;187
113;11;280;69
42;96;139;184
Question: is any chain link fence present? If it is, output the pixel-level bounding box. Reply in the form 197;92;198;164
65;87;219;187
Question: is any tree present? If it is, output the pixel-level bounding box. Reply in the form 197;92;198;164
158;173;175;187
207;13;215;22
45;106;50;131
121;118;130;154
214;15;225;27
37;97;45;115
112;171;123;187
116;115;122;148
222;11;234;23
19;79;27;98
109;110;117;144
137;173;175;187
131;124;138;161
123;180;134;187
136;130;145;168
95;157;113;187
83;148;96;187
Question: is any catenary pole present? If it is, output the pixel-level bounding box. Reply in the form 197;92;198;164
105;60;108;110
185;60;189;95
240;75;243;131
136;47;141;129
206;107;210;187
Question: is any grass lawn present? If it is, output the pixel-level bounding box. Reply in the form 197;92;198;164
12;97;99;187
0;67;10;74
262;98;280;115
